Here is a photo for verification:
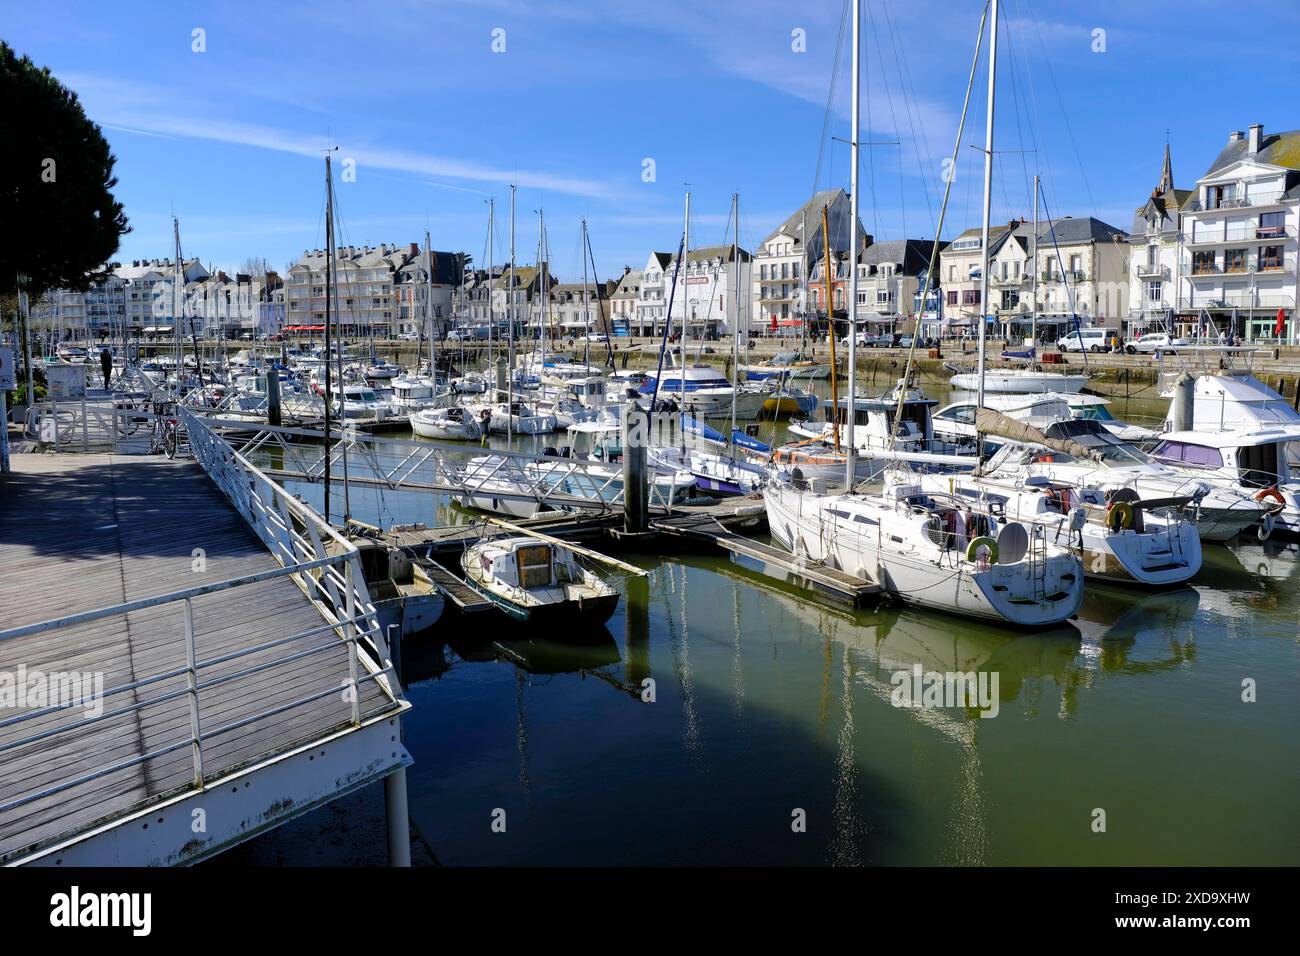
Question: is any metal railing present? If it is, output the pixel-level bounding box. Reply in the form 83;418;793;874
0;424;400;833
191;412;690;514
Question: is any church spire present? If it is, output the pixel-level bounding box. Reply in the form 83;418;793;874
1158;136;1173;194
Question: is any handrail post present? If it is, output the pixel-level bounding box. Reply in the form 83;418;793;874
345;558;360;727
183;597;205;789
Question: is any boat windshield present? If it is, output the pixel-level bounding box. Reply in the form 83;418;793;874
1043;419;1151;465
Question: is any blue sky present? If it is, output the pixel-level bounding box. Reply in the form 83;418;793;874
6;0;1298;282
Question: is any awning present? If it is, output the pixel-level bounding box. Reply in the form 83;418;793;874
142;326;173;333
285;325;326;331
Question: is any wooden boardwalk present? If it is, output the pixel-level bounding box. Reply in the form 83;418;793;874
652;511;882;607
0;453;399;863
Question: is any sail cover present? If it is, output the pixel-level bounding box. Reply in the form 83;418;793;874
975;407;1099;461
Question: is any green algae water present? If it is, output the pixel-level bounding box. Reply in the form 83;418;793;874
241;383;1300;865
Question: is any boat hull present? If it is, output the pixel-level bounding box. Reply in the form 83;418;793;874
949;371;1089;394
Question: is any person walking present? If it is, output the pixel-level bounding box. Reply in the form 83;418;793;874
99;347;113;391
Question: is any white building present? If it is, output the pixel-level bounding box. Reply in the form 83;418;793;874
634;252;672;336
285;243;412;337
609;268;641;334
1127;143;1190;335
1177;124;1299;342
115;258;211;337
636;245;750;338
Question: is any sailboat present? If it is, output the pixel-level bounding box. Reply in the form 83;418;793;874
901;410;1202;586
762;0;1084;627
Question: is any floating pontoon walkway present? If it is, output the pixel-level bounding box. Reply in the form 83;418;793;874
0;452;409;866
652;510;882;607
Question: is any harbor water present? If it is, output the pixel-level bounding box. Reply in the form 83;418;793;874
239;377;1300;866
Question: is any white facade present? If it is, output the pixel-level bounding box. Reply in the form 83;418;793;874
1178;125;1299;342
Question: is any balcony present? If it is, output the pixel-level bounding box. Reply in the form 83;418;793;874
1135;262;1169;280
1190;292;1296;310
1191;189;1288;213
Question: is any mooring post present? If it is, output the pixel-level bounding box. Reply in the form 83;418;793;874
266;367;282;427
384;768;412;867
1171;371;1194;432
622;401;649;534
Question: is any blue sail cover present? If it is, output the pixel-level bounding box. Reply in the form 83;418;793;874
683;416;770;453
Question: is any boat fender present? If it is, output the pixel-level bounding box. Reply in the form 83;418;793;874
1069;507;1087;532
1253;486;1286;511
965;536;998;565
1106;501;1133;532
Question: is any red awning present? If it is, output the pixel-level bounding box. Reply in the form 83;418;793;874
284;325;326;331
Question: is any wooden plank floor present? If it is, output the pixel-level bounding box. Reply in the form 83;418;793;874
0;453;398;862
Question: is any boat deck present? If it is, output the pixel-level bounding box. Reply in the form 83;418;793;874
0;453;398;863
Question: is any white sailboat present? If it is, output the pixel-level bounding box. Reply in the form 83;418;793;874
762;0;1084;627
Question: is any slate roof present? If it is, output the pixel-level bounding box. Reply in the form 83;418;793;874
1205;129;1300;176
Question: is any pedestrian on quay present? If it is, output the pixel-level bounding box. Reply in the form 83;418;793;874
99;347;112;391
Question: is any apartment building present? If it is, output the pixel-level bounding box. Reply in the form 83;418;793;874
545;280;617;338
1127;143;1191;334
116;258;211;336
393;250;465;338
807;238;945;337
492;264;555;337
1178;124;1300;342
634;252;672;336
752;187;859;333
636;245;751;338
608;268;641;334
940;217;1129;340
285;243;412;337
938;221;1018;335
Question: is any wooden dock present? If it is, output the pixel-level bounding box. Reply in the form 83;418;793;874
0;452;407;865
652;510;882;607
411;557;493;612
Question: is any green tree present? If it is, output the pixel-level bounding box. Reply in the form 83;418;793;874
0;41;129;298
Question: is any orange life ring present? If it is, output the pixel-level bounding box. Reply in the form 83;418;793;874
1254;486;1286;508
1036;454;1054;463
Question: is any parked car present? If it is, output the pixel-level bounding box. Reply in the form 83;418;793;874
1056;328;1118;352
1125;332;1188;354
397;332;418;341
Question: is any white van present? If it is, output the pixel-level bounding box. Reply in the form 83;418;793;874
1056;328;1118;353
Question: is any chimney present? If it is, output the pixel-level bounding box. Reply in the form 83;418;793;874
1229;130;1244;143
1248;124;1263;154
409;242;419;257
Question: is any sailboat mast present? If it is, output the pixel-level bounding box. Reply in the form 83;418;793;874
322;156;334;523
487;198;495;374
730;192;740;444
680;191;690;406
846;0;860;486
976;0;999;416
582;218;591;369
425;230;436;392
508;184;516;445
539;209;547;360
1031;173;1039;350
822;204;840;453
172;218;183;389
